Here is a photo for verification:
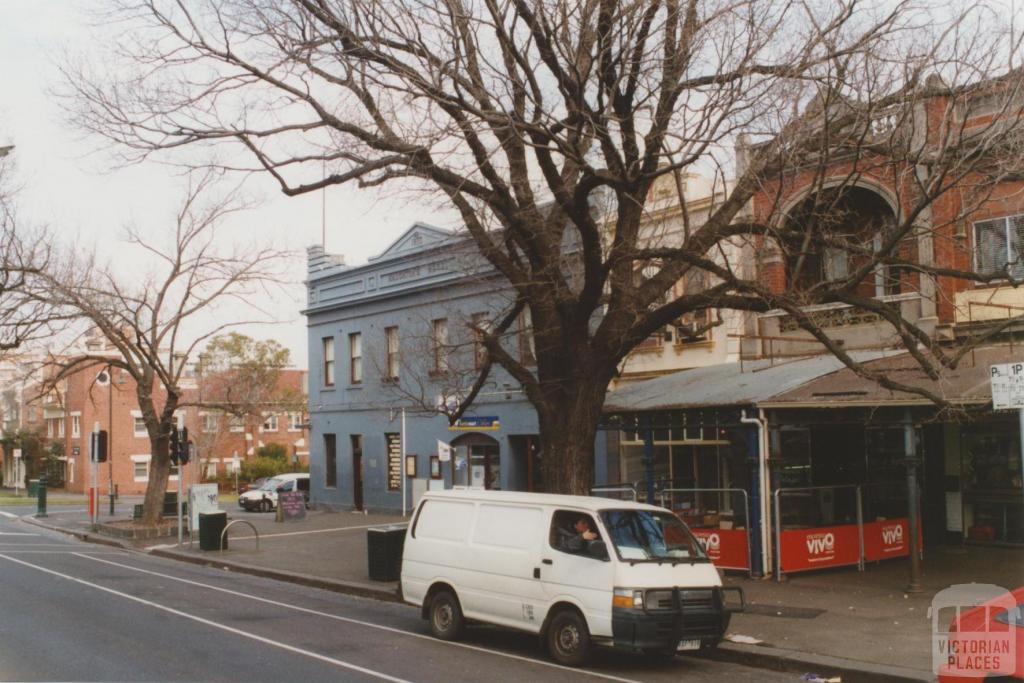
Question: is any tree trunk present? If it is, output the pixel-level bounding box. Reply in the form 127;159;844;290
140;431;171;526
535;379;609;495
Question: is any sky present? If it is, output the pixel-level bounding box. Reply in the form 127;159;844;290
0;0;443;368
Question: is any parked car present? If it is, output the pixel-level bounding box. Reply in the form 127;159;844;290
401;490;744;666
937;586;1023;682
237;477;268;496
238;473;309;512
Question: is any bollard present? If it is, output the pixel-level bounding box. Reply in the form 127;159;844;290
36;474;47;518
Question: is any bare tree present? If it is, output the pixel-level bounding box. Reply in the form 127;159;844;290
0;149;69;352
32;171;287;523
62;1;1024;493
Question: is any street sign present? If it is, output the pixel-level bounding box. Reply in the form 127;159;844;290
990;363;1024;409
448;416;501;431
12;448;21;459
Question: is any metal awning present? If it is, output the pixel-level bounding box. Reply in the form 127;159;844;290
604;350;903;413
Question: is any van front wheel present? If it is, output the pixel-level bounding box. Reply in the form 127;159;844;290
547;609;591;667
428;590;465;641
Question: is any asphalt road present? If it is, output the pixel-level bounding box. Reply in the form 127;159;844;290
0;513;794;682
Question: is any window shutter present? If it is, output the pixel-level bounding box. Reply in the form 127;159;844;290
975;218;1008;275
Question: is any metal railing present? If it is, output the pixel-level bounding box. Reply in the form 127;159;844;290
660;487;753;576
590;482;638;501
773;484;864;581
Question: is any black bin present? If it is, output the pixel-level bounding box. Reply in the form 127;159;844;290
199;511;228;551
367;524;408;582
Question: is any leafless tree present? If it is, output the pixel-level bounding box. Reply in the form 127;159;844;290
0;150;70;353
31;171;287;523
62;1;1024;493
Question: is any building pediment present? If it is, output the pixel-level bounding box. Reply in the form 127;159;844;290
369;223;455;262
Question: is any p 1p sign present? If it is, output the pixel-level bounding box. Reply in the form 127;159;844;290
990;362;1024;410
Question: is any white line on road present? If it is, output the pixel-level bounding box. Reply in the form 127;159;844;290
229;522;393;541
0;553;415;683
0;511;19;519
0;532;39;536
74;553;642;683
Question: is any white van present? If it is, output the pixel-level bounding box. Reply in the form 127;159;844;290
401;490;744;666
238;473;309;512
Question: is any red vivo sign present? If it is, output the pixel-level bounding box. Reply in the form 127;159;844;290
779;524;861;573
690;528;750;571
863;518;921;562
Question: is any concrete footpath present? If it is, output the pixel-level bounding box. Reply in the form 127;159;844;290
21;503;1024;683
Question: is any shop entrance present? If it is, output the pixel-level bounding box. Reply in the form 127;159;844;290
451;432;501;490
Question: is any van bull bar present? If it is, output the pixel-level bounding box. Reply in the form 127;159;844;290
611;586;745;651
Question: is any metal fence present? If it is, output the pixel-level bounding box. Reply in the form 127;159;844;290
773;484;869;580
660;487;753;575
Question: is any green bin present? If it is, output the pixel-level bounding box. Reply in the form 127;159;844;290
198;511;228;551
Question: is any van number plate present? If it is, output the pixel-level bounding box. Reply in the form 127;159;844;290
676;640;701;651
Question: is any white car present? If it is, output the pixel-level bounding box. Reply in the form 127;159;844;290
401;489;744;666
238;473;309;512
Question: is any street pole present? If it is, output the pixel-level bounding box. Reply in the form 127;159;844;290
400;407;407;517
108;364;114;516
904;414;922;593
1019;408;1024;500
642;429;655;505
90;421;99;528
177;450;184;546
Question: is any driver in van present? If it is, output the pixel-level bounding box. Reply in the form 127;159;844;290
560;516;599;553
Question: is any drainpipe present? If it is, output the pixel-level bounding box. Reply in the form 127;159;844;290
740;409;771;577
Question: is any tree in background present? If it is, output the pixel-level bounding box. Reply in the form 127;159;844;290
63;1;1024;493
30;172;286;524
195;332;305;467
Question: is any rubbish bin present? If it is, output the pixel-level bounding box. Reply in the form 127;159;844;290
198;511;228;551
27;479;40;497
367;524;408;582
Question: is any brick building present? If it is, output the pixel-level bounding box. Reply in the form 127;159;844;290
4;340;308;496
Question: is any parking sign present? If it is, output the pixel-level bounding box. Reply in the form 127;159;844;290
990;363;1024;410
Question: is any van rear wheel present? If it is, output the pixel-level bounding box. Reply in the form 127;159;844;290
546;609;591;667
428;590;465;641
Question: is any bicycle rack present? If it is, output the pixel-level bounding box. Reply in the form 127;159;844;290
220;519;260;552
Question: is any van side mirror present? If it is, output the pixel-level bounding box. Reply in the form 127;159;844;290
588;540;609;561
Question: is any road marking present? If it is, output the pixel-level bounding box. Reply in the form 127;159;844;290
74;553;642;683
0;532;39;536
0;553;415;683
0;550;125;554
0;511;19;519
229;523;394;541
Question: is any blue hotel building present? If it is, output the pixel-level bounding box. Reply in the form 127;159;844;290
303;224;607;513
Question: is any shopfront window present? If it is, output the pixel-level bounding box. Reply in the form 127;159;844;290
962;422;1024;543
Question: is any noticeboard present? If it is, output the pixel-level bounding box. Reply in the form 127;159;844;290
386;433;402;491
276;491;307;522
990;362;1024;410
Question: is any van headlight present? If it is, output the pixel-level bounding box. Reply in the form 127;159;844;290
613;588;644;609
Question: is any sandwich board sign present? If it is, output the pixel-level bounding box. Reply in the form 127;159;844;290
990;363;1024;410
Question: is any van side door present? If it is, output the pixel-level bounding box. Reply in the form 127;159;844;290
538;509;616;638
462;503;547;632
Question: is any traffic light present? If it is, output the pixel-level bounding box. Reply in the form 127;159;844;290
90;430;108;463
178;428;191;465
169;428;180;466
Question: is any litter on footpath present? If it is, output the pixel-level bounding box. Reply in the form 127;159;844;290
724;633;763;645
800;675;841;683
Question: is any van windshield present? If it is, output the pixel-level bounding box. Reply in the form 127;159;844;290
261;478;284;491
599;510;708;563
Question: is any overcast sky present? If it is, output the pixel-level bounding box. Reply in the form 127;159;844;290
0;0;446;367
